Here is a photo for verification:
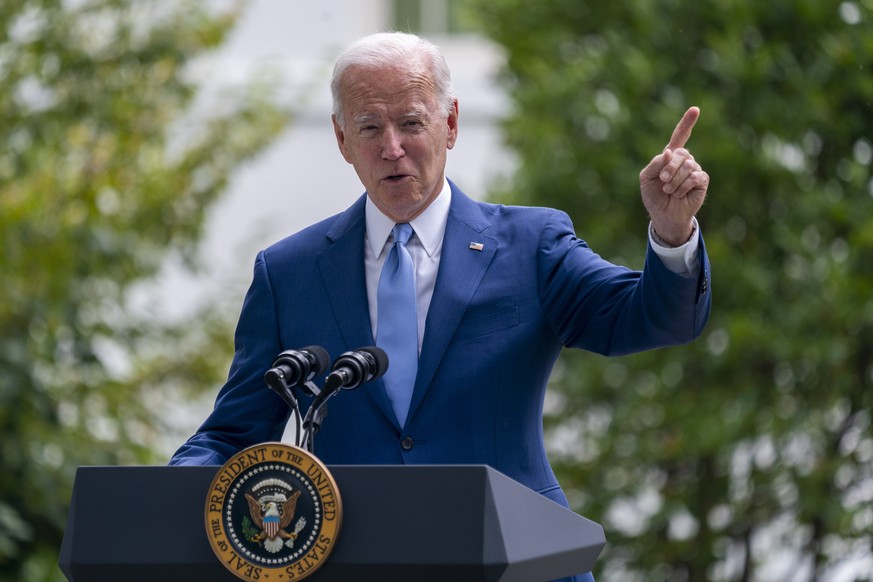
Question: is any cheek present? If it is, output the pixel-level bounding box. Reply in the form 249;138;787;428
345;141;377;165
409;137;442;163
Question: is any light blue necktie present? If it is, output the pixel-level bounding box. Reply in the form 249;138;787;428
377;223;418;427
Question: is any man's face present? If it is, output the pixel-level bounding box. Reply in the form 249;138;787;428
332;60;458;223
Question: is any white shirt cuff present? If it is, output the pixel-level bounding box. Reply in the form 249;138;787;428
648;217;701;277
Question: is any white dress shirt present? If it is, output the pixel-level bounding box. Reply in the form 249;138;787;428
364;178;700;352
365;179;451;353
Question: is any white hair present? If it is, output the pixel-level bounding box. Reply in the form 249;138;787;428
330;31;455;127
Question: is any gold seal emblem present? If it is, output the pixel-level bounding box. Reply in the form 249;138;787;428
205;443;342;581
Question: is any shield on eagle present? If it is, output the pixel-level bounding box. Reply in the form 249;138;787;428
245;480;304;553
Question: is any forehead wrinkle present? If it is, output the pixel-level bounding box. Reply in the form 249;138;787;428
343;60;435;91
341;63;438;112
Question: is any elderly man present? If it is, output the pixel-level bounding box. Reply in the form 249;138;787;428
172;32;711;582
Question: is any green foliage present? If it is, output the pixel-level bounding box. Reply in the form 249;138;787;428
470;0;873;579
242;515;259;544
0;0;290;579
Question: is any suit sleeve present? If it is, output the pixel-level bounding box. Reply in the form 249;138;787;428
169;251;291;465
537;211;710;356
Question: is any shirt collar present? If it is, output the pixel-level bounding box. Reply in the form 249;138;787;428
365;177;452;259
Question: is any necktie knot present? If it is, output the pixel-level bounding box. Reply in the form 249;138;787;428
392;222;413;247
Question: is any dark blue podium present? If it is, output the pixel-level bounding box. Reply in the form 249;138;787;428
59;464;605;581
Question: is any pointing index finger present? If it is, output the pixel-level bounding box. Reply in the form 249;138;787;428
667;106;700;150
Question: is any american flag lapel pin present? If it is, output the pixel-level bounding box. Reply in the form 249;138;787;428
469;242;484;251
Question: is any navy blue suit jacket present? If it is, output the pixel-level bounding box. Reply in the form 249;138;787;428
171;181;710;578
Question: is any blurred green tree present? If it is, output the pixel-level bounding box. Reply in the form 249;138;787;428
470;0;873;580
0;0;290;580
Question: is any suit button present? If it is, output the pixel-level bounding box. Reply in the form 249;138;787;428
401;436;414;451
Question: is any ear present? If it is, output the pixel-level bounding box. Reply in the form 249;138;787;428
332;115;354;163
445;99;459;150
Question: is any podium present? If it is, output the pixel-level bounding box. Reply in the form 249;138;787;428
59;465;605;581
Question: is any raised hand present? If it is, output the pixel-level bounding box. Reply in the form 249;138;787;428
639;107;709;246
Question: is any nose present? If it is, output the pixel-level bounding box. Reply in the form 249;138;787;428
381;126;405;160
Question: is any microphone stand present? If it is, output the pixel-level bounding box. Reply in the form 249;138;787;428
300;374;343;452
265;374;322;448
297;380;322;449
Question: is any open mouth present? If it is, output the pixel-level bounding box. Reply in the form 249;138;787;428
385;174;408;182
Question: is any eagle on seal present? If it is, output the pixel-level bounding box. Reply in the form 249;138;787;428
245;489;303;553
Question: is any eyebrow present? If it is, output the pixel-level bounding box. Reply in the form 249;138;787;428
351;109;430;126
399;109;428;120
352;114;377;126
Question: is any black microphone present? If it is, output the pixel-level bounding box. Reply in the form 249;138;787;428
324;346;389;391
264;345;330;390
300;347;389;452
264;346;330;448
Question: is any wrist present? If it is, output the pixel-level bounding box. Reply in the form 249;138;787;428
651;222;696;248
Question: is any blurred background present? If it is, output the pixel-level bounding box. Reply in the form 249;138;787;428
1;0;871;580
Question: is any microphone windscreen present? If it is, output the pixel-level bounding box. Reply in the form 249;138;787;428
302;345;330;375
359;346;389;377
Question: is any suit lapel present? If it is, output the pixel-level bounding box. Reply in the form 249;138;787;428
407;184;497;423
317;196;400;425
318;195;373;348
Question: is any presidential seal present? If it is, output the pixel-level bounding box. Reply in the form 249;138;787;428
205;443;342;581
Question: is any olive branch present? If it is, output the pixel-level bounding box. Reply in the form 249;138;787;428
241;515;260;543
